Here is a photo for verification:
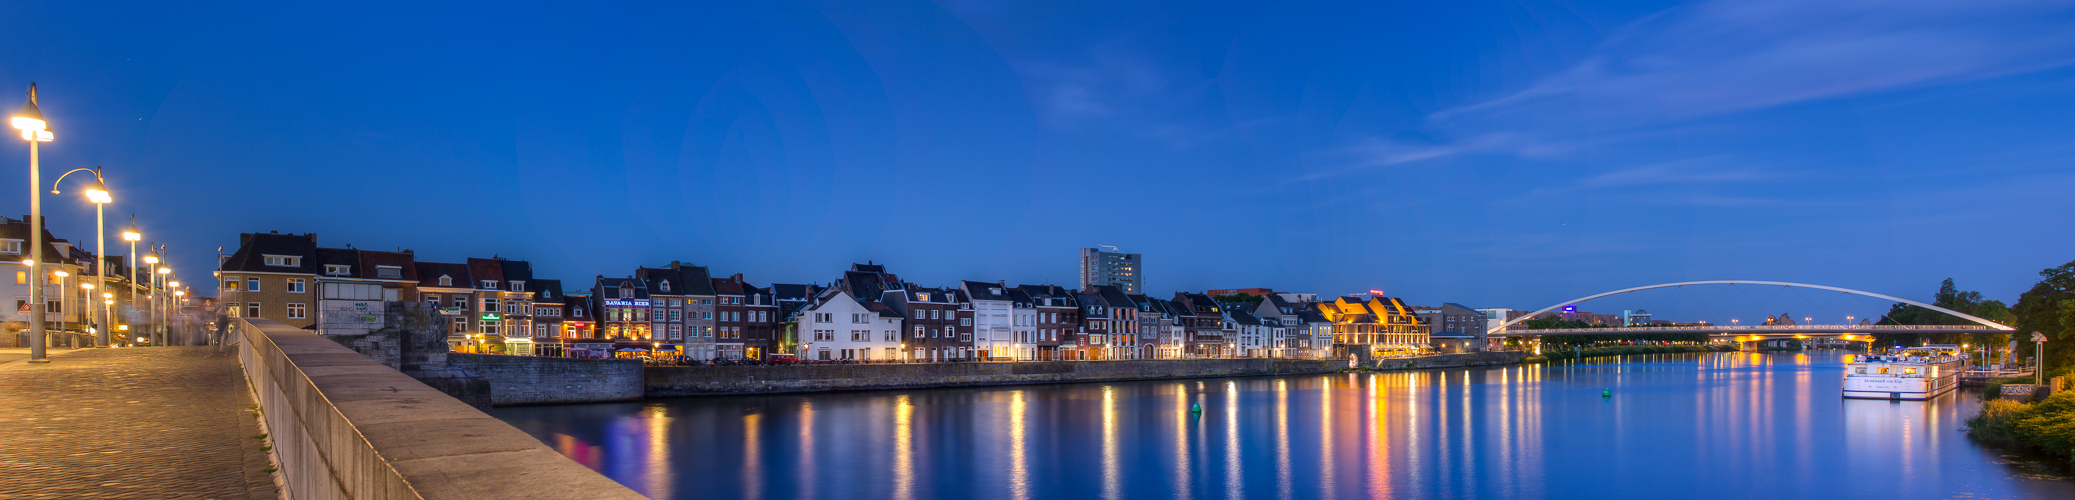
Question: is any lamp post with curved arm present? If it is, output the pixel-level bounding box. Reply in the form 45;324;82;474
14;84;55;362
53;166;111;347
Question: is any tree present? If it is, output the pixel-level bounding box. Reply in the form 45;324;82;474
2013;261;2075;377
1875;278;2012;348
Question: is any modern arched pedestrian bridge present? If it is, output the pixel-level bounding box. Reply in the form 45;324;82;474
1486;280;2015;337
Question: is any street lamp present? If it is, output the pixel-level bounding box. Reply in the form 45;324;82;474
122;224;141;345
53;270;68;338
155;265;170;345
54;166;111;347
14;83;54;362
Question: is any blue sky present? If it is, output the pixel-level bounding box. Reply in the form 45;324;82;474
4;0;2072;323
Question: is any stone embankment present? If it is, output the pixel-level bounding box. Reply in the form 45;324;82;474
449;353;643;406
647;352;1525;397
1366;351;1526;371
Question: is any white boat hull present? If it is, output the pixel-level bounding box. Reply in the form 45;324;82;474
1843;372;1958;400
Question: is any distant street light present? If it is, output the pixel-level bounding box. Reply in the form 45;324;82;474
14;83;54;362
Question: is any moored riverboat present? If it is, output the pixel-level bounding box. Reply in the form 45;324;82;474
1843;345;1967;400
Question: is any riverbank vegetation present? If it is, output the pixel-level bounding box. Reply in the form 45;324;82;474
1966;392;2075;466
1526;344;1738;363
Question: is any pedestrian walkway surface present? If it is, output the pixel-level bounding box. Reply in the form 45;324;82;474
0;347;280;499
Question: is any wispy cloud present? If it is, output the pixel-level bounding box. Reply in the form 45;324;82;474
1409;0;2075;163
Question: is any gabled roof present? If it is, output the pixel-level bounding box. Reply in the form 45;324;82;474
636;267;685;296
1005;288;1035;307
963;280;1012;301
1077;292;1109;318
1090;285;1135;309
498;260;534;286
772;283;819;301
596;276;650;300
413;262;471;288
314;248;358;277
532;279;566;303
357;250;417;281
1227;308;1265;326
865;301;905;319
219;232;319;274
711;276;746;296
1016;284;1081;307
466;258;505;289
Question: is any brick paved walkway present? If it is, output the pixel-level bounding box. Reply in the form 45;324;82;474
0;347;280;499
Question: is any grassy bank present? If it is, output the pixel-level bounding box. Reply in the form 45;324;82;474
1966;391;2075;467
1527;344;1739;363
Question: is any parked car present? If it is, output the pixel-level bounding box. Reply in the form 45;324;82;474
766;353;799;365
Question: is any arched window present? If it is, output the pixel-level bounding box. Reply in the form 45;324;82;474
438;275;452;287
660;281;671;292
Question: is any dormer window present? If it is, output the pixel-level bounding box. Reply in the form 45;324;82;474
659;281;670;292
918;293;931;301
376;266;402;279
480;280;497;289
510;281;525;292
438;275;452;287
542;290;553;298
990;287;1002;295
0;240;21;254
263;255;301;267
325;265;350;276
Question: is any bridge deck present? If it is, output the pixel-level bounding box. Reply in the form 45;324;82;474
1495;325;2002;336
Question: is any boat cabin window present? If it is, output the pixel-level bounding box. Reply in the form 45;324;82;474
1879;367;1890;374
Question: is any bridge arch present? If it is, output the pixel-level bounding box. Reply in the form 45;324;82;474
1487;280;2014;335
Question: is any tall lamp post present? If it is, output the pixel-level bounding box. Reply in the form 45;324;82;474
142;252;158;345
167;280;181;345
53;270;68;342
53;166;110;346
154;264;170;345
13;83;54;362
122;222;140;345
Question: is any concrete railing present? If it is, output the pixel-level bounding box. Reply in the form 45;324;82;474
235;318;643;499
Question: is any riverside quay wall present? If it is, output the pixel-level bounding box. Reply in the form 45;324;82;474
1369;351;1525;370
649;358;1356;396
235;318;643;499
449;353;644;406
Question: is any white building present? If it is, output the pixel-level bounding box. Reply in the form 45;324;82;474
962;281;1017;360
1006;288;1038;360
798;289;903;361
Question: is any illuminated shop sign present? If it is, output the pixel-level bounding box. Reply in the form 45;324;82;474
603;299;650;307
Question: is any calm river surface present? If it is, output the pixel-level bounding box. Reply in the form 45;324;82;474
495;352;2074;499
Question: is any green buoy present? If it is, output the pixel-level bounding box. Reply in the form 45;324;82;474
1602;389;1612;397
1190;403;1202;413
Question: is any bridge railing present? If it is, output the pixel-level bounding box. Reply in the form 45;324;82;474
1498;324;1995;334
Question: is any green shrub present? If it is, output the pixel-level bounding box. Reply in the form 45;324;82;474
1967;392;2075;465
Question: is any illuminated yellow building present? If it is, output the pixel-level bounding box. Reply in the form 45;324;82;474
1314;295;1430;356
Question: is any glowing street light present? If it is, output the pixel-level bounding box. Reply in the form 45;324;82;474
14;83;54;362
54;165;113;347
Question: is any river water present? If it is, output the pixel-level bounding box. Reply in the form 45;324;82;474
495;352;2074;499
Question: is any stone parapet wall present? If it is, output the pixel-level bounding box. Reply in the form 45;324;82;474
449;353;644;406
234;318;642;499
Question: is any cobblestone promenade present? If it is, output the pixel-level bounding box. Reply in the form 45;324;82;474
0;347;280;499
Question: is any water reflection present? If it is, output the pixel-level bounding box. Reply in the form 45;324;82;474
497;353;2074;500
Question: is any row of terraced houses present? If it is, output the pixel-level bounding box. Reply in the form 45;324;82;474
218;232;1474;361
